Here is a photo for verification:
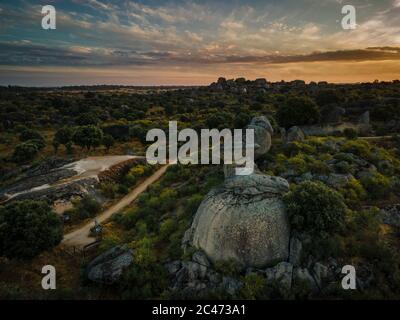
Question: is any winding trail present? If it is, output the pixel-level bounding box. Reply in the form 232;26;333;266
62;164;170;248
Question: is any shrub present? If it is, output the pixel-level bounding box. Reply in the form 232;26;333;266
287;155;308;174
19;129;44;142
343;128;358;140
341;140;371;159
283;181;347;238
276;96;320;129
72;125;103;150
339;178;366;207
360;171;392;200
102;134;115;151
0;200;63;259
284;141;316;157
99;182;117;199
159;218;177;240
239;274;267;299
184;193;204;215
68;196;101;220
12;142;39;163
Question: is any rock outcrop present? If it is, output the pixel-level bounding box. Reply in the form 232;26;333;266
86;245;134;284
184;173;290;268
184;116;290;269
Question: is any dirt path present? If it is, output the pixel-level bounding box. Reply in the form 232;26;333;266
62;165;170;248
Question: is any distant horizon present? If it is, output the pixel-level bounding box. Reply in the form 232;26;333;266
1;77;399;88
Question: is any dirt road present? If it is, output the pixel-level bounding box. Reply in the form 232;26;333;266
62;165;170;248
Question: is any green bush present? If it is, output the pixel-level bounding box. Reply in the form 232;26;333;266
19;129;44;142
12;142;39;163
276;96;320;129
343;128;358;140
341;140;371;159
0;200;63;259
360;171;392;199
72;125;103;150
239;274;267;299
283;181;347;237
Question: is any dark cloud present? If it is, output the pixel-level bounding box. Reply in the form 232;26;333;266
1;40;400;68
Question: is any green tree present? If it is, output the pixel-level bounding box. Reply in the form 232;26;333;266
75;112;99;126
0;200;63;259
234;112;251;128
12;142;39;163
19;129;44;142
102;134;115;152
277;97;320;129
284;181;347;237
72;125;103;150
315;89;342;106
54;126;74;145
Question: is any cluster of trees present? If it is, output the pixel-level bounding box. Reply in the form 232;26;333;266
12;127;46;163
0;200;63;259
53;125;114;153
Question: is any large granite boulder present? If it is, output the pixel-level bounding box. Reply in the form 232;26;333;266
184;173;290;268
86;245;134;284
246;116;273;159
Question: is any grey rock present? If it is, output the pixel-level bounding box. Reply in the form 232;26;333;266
312;262;329;287
280;127;286;141
206;270;221;285
293;267;318;292
326;173;354;188
192;251;210;267
165;261;182;274
324;140;340;152
378;204;400;227
359;111;370;125
246;116;273;159
265;262;293;290
294;172;313;184
182;261;208;281
222;277;243;296
288;237;302;266
286;126;305;143
86;245;134;284
186;173;290;268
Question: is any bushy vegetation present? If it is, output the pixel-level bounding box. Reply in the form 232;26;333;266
0;81;400;300
284;181;348;238
276;96;320;129
0;200;63;259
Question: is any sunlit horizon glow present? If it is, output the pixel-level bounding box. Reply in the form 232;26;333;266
1;0;400;86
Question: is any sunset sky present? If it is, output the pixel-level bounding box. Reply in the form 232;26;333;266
1;0;400;86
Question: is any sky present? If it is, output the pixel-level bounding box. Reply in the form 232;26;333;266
0;0;400;86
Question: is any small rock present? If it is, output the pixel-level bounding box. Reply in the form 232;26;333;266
192;251;210;267
378;204;400;227
165;261;181;275
286;126;305;143
359;111;370;125
222;277;243;296
312;262;329;288
86;245;134;284
327;173;354;188
293;267;318;292
265;262;293;290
